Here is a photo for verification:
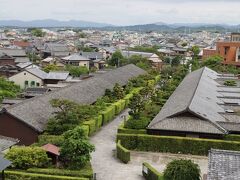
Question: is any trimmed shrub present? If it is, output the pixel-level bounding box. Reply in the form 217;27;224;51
142;162;163;180
80;125;90;137
124;116;151;129
96;115;103;128
118;122;147;134
163;159;201;180
113;99;126;115
37;135;64;146
116;140;130;164
224;134;240;141
101;105;115;124
124;93;134;107
5;146;50;169
27;163;93;178
5;170;88;180
117;134;240;156
83;120;96;136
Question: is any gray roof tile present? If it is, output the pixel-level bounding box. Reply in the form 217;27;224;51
4;64;146;132
208;149;240;180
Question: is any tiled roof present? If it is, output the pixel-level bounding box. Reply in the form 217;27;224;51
42;143;60;156
148;67;240;134
0;155;12;171
62;53;90;61
0;135;19;152
26;68;48;79
45;72;69;80
0;49;26;57
3;64;146;132
208;149;240;180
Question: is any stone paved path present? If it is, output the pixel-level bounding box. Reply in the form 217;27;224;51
90;109;208;180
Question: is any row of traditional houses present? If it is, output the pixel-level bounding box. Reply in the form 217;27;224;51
0;64;146;145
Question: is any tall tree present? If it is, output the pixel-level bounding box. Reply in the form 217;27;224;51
60;126;95;169
108;50;124;67
113;83;125;99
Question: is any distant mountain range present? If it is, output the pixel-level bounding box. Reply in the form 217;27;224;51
102;23;240;33
0;19;112;28
0;19;240;32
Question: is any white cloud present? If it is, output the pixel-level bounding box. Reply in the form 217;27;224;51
0;0;240;25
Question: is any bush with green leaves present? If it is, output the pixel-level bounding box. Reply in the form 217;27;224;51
5;170;88;180
37;134;64;146
113;83;125;100
46;99;97;135
163;159;201;180
65;65;89;77
117;133;240;155
124;81;133;94
5;146;50;169
118;122;147;134
124;116;150;129
224;80;237;86
60;126;95;169
116;140;130;164
43;64;61;73
0;77;21;102
27;162;93;178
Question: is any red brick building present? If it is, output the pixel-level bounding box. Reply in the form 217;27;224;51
202;33;240;66
216;41;240;66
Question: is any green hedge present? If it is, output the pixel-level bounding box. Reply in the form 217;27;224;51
79;125;90;137
101;105;115;124
117;133;240;156
83;120;96;136
113;100;126;115
96;115;103;128
124;93;133;106
5;171;88;180
116;140;130;164
142;162;163;180
224;134;240;141
27;163;93;179
118;122;147;135
37;135;64;146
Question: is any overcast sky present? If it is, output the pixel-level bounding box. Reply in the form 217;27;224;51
0;0;240;25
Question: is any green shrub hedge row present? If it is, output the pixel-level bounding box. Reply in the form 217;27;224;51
101;105;115;124
96;115;103;128
80;125;90;137
124;93;133;106
27;163;93;179
5;171;88;180
224;134;240;141
142;162;163;180
83;120;96;136
113;100;126;115
117;133;240;156
37;135;64;146
118;122;147;135
116;140;130;164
